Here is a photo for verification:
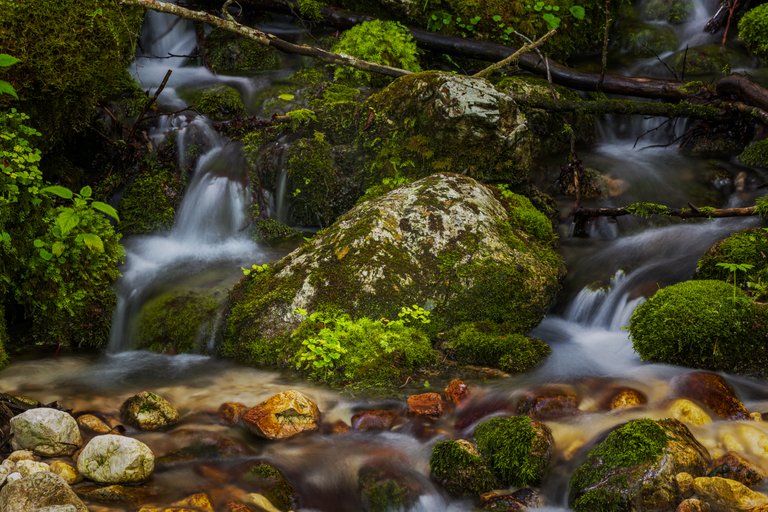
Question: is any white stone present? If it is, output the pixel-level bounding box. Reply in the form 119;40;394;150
9;408;82;456
76;434;154;483
15;459;49;477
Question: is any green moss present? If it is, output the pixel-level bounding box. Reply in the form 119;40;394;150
243;463;296;511
625;202;670;217
445;322;551;373
496;187;555;244
738;139;768;168
474;416;553;487
739;4;768;60
628;280;765;373
136;290;221;354
119;163;183;235
429;439;499;496
569;419;668;512
307;84;363;143
205;28;281;74
253;218;302;243
642;0;694;24
192;85;245;121
696;229;768;289
332;20;421;85
358;466;418;512
0;0;143;148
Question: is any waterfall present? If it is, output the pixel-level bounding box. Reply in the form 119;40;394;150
109;6;264;352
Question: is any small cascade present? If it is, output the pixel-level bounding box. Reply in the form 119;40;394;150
564;269;646;330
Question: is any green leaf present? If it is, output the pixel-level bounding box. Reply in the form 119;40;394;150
569;5;586;19
39;249;53;261
542;13;561;29
0;54;19;67
41;185;74;200
0;80;18;99
33;239;44;248
56;208;80;237
91;201;120;221
492;14;502;22
52;241;65;257
79;185;92;198
278;93;295;101
82;233;104;252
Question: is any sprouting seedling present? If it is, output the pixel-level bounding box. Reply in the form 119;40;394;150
716;262;754;302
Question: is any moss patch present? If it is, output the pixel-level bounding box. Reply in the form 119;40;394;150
738;138;768;168
696;228;768;291
205;28;281;74
739;4;768;60
119;162;184;235
191;85;245;121
429;439;499;496
445;322;551;373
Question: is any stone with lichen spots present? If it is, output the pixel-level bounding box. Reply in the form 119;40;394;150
9;408;82;456
77;434;154;484
120;391;180;431
242;391;320;440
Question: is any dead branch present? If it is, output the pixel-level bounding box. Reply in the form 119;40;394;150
473;28;558;79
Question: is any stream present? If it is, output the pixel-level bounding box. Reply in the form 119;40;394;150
3;1;768;511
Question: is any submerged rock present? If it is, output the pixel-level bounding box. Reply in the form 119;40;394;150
241;390;320;440
121;391;180;430
77;434;155;483
671;372;749;420
223;173;563;378
9;408;82;456
0;472;87;512
242;462;296;511
569;418;711;512
708;451;765;487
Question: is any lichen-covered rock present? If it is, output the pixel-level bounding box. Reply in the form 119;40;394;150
0;472;88;512
241;390;320;440
77;434;155;483
569;418;711;512
223;173;564;369
429;439;499;497
120;391;180;431
9;408;82;456
361;72;538;185
474;415;554;487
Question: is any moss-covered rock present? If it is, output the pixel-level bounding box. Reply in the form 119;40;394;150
429;439;499;497
191;85;245;121
253;218;302;244
223;173;564;372
696;228;768;290
739;4;768;61
119;163;184;235
628;280;768;374
205;28;281;75
444;322;551;373
569;418;711;512
0;0;143;147
243;463;296;511
474;416;554;487
136;289;222;354
362;72;539;185
358;465;422;512
738;138;768;168
641;0;694;24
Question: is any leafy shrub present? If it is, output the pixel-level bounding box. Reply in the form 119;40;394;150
291;308;437;389
332;20;421;84
628;280;765;373
445;322;551;373
739;4;768;60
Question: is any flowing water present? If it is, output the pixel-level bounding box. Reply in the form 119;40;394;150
4;0;768;510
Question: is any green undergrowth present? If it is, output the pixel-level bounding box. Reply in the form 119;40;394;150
739;4;768;60
739;138;768;168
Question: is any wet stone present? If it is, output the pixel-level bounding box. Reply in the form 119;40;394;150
599;386;648;410
242;390;320;440
692;475;768;511
444;379;470;406
351;409;401;431
218;402;248;425
516;384;581;420
78;485;147;506
407;392;444;418
707;451;765;486
676;498;711;512
668;399;713;426
76;414;113;434
479;489;527;511
121;391;180;431
454;395;515;430
671;371;749;420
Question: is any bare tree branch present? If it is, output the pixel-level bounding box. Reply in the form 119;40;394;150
473;28;557;79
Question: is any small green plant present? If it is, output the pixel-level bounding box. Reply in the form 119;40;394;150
397;304;431;325
716;262;755;302
528;1;585;29
0;54;19;99
285;108;317;131
241;263;271;276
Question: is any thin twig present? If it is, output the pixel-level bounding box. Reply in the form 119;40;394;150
128;68;173;141
473;28;558;79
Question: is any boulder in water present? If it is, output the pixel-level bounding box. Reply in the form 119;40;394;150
121;391;180;431
241;390;320;440
9;408;82;456
691;475;768;511
429;439;499;497
569;418;711;512
670;372;749;420
77;434;155;484
708;451;765;487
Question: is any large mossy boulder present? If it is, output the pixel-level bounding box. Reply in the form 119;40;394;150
696;228;768;289
739;4;768;61
223;173;564;369
362;72;538;186
0;0;143;147
628;280;768;374
569;418;711;512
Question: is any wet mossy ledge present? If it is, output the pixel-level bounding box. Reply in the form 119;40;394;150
222;173;564;389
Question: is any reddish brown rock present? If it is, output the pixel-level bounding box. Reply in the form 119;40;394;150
219;402;248;425
351;410;401;431
407;392;444;418
444;379;470;406
671;372;749;420
242;390;320;440
676;498;710;512
226;502;254;512
708;451;765;487
516;384;581;420
328;420;350;434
